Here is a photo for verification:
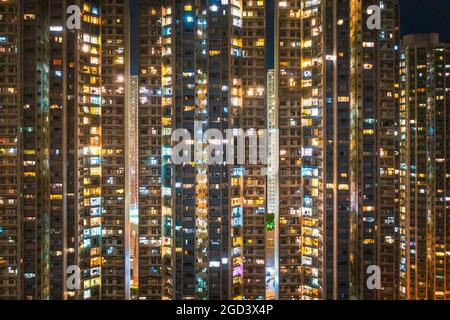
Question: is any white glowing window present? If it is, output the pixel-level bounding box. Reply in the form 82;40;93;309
50;25;63;32
209;261;220;268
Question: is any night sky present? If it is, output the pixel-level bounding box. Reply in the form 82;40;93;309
130;0;450;74
400;0;450;42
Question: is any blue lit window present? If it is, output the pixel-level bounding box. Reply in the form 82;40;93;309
162;27;172;36
139;187;149;195
90;208;101;216
91;227;101;236
83;239;91;248
91;96;101;105
231;48;242;57
90;157;101;165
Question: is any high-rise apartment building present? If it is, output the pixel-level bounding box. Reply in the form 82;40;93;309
20;0;51;301
158;0;272;300
266;69;279;300
0;0;51;300
274;0;399;300
349;0;400;300
275;0;304;300
399;33;450;300
1;0;133;300
136;0;163;300
161;0;248;300
48;0;77;300
100;0;131;300
0;0;21;299
242;0;267;300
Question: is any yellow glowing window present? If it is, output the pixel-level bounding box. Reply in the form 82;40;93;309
209;50;221;56
231;38;242;47
302;60;312;68
338;184;349;190
231;178;240;186
289;10;300;18
256;38;265;47
90;167;101;176
24;172;36;177
89;107;100;115
184;5;192;11
90;257;102;267
301;80;311;87
114;57;124;65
